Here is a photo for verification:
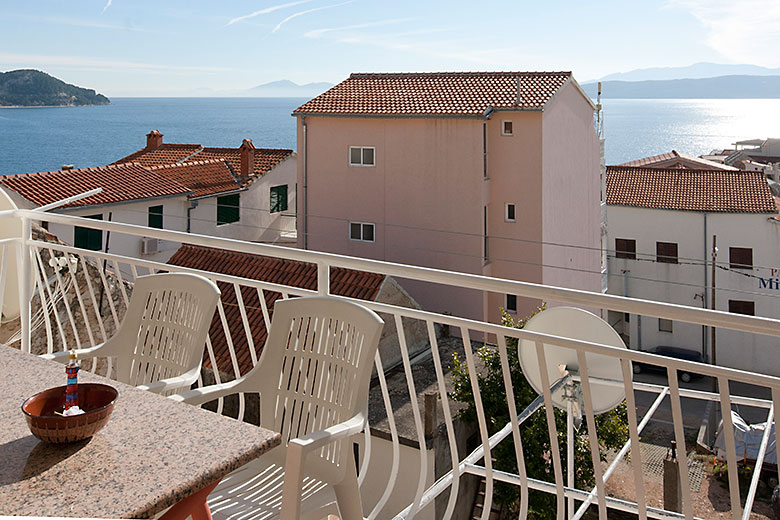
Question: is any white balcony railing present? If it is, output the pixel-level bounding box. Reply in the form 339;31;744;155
4;208;780;520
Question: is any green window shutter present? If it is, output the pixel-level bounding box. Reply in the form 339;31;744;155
148;205;163;229
217;194;240;225
270;185;288;213
74;214;103;251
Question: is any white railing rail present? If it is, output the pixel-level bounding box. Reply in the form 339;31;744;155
5;209;780;520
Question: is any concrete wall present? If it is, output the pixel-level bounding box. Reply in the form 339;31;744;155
189;155;297;243
541;82;602;298
607;205;780;375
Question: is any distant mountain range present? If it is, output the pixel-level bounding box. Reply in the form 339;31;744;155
242;79;333;97
596;62;780;82
582;75;780;99
0;69;110;107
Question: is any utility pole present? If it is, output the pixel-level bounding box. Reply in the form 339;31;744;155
711;235;717;392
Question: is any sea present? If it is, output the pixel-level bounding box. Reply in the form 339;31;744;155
1;97;780;175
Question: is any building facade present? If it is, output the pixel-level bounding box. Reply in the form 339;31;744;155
294;72;601;323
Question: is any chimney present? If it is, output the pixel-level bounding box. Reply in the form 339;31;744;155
239;138;255;184
146;130;163;149
61;164;75;171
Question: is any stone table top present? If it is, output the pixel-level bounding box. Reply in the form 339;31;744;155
0;344;281;518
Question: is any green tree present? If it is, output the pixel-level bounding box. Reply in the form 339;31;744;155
450;306;628;518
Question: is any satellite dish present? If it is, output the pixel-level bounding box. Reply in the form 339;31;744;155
518;306;627;414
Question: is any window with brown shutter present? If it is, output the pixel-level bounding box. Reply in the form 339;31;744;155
729;247;753;269
656;242;678;264
729;300;755;316
615;238;636;259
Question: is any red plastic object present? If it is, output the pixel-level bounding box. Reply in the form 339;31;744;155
21;383;118;443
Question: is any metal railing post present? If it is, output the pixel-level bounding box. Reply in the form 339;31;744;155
18;215;32;353
317;261;330;296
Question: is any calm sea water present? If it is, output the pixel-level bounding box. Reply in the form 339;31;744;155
1;97;780;174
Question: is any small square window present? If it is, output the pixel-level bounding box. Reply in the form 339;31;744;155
74;214;103;251
217;194;240;225
349;222;375;242
505;294;517;313
729;247;753;269
615;238;636;260
505;203;516;222
659;318;673;333
148;205;163;229
502;121;513;136
656;241;678;264
349;146;375;167
270;185;288;214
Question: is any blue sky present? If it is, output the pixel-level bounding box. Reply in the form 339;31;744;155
1;0;778;96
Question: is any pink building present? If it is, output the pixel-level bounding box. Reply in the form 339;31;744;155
293;72;601;323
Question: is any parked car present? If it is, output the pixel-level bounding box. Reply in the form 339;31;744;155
632;346;704;383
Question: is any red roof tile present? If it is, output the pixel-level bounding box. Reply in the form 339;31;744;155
148;160;240;198
606;166;776;213
617;150;738;170
113;144;202;167
167;244;386;376
0;163;191;208
293;71;573;116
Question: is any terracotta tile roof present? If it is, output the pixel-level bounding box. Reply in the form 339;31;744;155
606;166;776;213
195;147;294;185
167;244;386;376
0;163;191;208
293;71;573;116
148;160;240;198
112;144;203;167
618;150;738;170
113;144;293;187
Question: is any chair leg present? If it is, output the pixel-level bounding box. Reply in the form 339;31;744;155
333;470;363;520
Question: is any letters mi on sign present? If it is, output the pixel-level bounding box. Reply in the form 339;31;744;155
760;268;780;290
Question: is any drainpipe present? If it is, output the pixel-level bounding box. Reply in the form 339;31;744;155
702;212;708;360
187;199;198;234
301;116;308;250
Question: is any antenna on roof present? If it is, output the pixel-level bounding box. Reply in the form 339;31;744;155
595;81;604;139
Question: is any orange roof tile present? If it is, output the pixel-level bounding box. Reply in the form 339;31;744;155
195;147;294;185
293;71;573;116
148;160;240;198
167;244;386;376
113;144;202;167
617;150;738;170
606;166;776;213
0;163;191;208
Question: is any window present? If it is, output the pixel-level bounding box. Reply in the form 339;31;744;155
505;294;517;313
729;300;755;316
74;214;103;251
217;194;240;225
729;247;753;269
615;238;636;260
349;146;375;167
656;241;678;264
349;222;375;242
270;185;288;214
148;205;163;229
502;121;513;136
505;203;516;222
659;318;673;333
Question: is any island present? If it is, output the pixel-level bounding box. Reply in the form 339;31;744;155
0;69;110;107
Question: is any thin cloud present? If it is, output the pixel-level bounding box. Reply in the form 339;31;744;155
101;0;112;14
272;1;354;33
666;0;780;66
226;0;313;26
304;18;413;39
0;53;230;73
48;17;149;32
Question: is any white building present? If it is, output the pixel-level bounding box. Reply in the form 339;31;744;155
0;131;297;266
606;165;780;375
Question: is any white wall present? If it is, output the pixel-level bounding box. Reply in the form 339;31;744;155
607;205;780;376
189;155;297;243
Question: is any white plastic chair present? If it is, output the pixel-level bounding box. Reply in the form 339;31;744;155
42;272;220;395
172;296;384;520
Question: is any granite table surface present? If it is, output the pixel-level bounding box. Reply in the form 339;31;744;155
0;344;281;518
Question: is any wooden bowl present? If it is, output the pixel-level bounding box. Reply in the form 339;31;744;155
22;383;118;444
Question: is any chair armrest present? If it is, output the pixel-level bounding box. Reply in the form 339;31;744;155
288;412;366;453
169;378;244;406
40;345;104;363
137;366;201;394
